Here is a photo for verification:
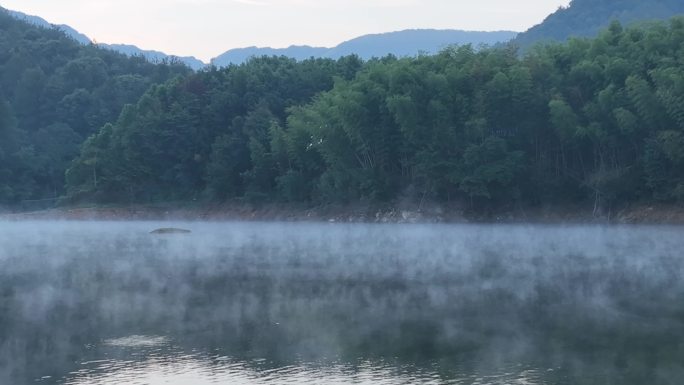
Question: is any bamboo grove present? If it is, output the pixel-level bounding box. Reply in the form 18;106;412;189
5;16;684;211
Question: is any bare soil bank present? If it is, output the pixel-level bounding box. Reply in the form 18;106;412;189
2;201;684;224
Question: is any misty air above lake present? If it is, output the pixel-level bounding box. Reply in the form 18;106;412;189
1;221;683;384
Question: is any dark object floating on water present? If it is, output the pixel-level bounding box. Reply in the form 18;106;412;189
150;228;192;234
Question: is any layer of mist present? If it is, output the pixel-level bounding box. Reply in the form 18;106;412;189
0;221;683;384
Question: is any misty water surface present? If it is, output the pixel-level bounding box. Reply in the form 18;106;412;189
0;221;683;384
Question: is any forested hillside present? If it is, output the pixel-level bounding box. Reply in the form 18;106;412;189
65;55;364;202
65;18;684;213
6;7;206;70
515;0;684;49
0;10;190;204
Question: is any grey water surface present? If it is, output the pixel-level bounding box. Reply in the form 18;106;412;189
1;221;683;384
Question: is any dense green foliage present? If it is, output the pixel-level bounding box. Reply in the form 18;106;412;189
65;56;363;202
0;10;190;204
515;0;684;49
2;8;684;212
64;18;684;212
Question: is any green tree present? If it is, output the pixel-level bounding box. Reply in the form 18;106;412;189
456;137;524;202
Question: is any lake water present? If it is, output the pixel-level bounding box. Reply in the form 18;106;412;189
0;221;683;384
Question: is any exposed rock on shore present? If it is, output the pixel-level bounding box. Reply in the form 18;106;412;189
2;202;684;225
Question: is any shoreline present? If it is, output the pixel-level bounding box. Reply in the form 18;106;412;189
2;202;684;225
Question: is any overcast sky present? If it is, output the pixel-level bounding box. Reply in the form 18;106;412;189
1;0;571;61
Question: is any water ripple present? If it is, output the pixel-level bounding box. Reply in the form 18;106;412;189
55;335;550;385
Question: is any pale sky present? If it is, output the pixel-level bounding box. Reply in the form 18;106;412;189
1;0;571;62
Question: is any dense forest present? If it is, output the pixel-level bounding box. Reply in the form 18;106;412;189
0;10;190;204
63;17;684;213
65;55;364;204
2;8;684;213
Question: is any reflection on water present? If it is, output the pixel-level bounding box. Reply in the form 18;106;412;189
1;221;683;384
55;335;549;385
103;335;171;348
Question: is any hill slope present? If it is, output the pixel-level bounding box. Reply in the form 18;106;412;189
6;9;91;44
515;0;684;49
0;8;190;204
5;8;206;70
96;43;206;70
211;29;518;67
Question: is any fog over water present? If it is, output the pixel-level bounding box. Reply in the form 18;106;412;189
0;221;683;384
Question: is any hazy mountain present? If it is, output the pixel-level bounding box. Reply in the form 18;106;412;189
211;29;518;67
6;7;516;71
6;9;91;44
96;43;206;71
5;8;205;70
7;7;517;70
12;0;684;71
211;45;329;67
327;29;518;58
514;0;684;49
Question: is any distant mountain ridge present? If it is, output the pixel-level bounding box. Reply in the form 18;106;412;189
8;1;684;71
5;8;516;70
211;29;518;67
6;9;91;44
515;0;684;49
96;43;206;70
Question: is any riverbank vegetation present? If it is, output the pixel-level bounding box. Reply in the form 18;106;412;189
0;10;190;204
3;11;684;214
65;18;684;214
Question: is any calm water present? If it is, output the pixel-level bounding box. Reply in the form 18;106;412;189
0;221;683;384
